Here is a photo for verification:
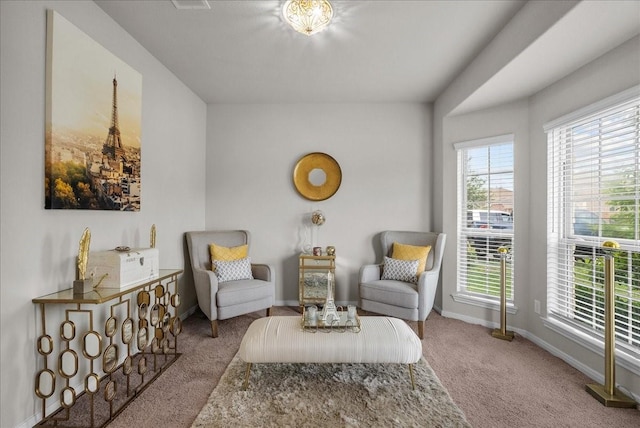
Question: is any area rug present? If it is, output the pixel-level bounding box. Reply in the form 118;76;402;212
192;354;471;428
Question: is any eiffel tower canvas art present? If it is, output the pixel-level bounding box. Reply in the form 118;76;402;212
45;10;142;211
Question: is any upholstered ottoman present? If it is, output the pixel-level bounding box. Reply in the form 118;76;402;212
238;316;422;389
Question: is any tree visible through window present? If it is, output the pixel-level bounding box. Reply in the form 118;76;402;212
456;135;514;300
546;88;639;354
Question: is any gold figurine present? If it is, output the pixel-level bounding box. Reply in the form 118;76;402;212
73;228;94;294
77;228;91;280
150;224;157;248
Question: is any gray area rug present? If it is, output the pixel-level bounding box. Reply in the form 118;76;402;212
192;354;471;428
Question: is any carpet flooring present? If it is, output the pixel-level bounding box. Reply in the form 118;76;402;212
191;354;470;427
107;306;640;428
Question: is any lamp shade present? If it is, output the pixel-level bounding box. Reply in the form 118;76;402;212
283;0;333;36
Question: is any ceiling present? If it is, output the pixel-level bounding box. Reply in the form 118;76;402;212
453;0;640;114
95;0;524;104
95;1;640;109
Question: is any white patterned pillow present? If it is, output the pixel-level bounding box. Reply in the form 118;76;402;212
381;256;419;284
213;257;253;282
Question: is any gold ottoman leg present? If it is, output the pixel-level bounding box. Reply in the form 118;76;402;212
408;364;416;390
243;363;252;390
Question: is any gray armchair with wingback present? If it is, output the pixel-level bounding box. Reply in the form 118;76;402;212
359;231;446;339
185;230;275;337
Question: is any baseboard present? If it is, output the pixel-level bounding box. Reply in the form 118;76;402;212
278;300;300;307
439;309;640;403
16;412;41;428
180;304;198;320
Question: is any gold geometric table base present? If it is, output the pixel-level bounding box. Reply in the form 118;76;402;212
32;270;183;428
35;353;182;427
585;383;636;408
491;329;514;341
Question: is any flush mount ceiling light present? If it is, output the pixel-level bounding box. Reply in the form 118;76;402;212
283;0;333;36
171;0;210;10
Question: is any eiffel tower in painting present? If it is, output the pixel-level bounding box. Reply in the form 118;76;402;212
102;76;127;162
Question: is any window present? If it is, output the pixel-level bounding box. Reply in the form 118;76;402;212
456;135;514;303
546;87;640;357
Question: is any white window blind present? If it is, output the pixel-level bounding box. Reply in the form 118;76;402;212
456;135;514;300
547;87;640;355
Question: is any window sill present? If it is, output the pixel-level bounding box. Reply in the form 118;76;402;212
542;315;640;377
451;293;518;314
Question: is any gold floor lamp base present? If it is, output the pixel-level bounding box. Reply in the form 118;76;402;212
585;383;636;408
491;329;514;341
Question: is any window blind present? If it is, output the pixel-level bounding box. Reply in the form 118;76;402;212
547;88;640;354
456;137;514;300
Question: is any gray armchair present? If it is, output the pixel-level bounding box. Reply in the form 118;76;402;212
359;231;446;339
185;230;275;337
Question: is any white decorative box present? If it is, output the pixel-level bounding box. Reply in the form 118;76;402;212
88;248;159;288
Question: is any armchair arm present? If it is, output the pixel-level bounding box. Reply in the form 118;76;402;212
192;266;219;321
416;233;446;320
359;264;383;283
251;263;275;283
417;269;440;320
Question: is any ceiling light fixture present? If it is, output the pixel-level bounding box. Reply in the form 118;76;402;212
171;0;210;10
283;0;333;36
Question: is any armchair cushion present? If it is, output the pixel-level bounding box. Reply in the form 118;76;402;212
391;242;431;275
213;257;254;282
217;277;273;307
360;279;419;308
209;243;248;270
381;256;419;284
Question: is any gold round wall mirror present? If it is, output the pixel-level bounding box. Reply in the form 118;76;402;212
293;152;342;201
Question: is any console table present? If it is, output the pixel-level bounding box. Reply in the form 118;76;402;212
32;269;182;427
298;253;335;310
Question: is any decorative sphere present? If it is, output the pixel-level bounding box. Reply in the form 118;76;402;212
311;210;325;226
602;240;620;249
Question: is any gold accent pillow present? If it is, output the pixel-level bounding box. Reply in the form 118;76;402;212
209;243;248;271
391;242;431;275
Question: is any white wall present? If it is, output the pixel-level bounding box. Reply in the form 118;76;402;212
2;1;638;426
441;99;530;326
437;36;640;399
206;103;432;304
0;1;207;427
525;34;640;399
431;1;578;311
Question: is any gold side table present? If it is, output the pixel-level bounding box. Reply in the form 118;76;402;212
299;254;335;311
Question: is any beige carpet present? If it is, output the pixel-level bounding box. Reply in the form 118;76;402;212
106;307;639;428
192;354;470;428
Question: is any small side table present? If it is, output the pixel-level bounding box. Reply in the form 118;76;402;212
298;253;335;310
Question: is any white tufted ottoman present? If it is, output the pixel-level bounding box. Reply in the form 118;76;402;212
238;316;422;389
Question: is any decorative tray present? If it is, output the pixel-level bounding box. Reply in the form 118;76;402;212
301;309;361;332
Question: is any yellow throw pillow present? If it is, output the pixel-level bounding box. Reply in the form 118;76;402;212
209;243;248;271
391;242;431;275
